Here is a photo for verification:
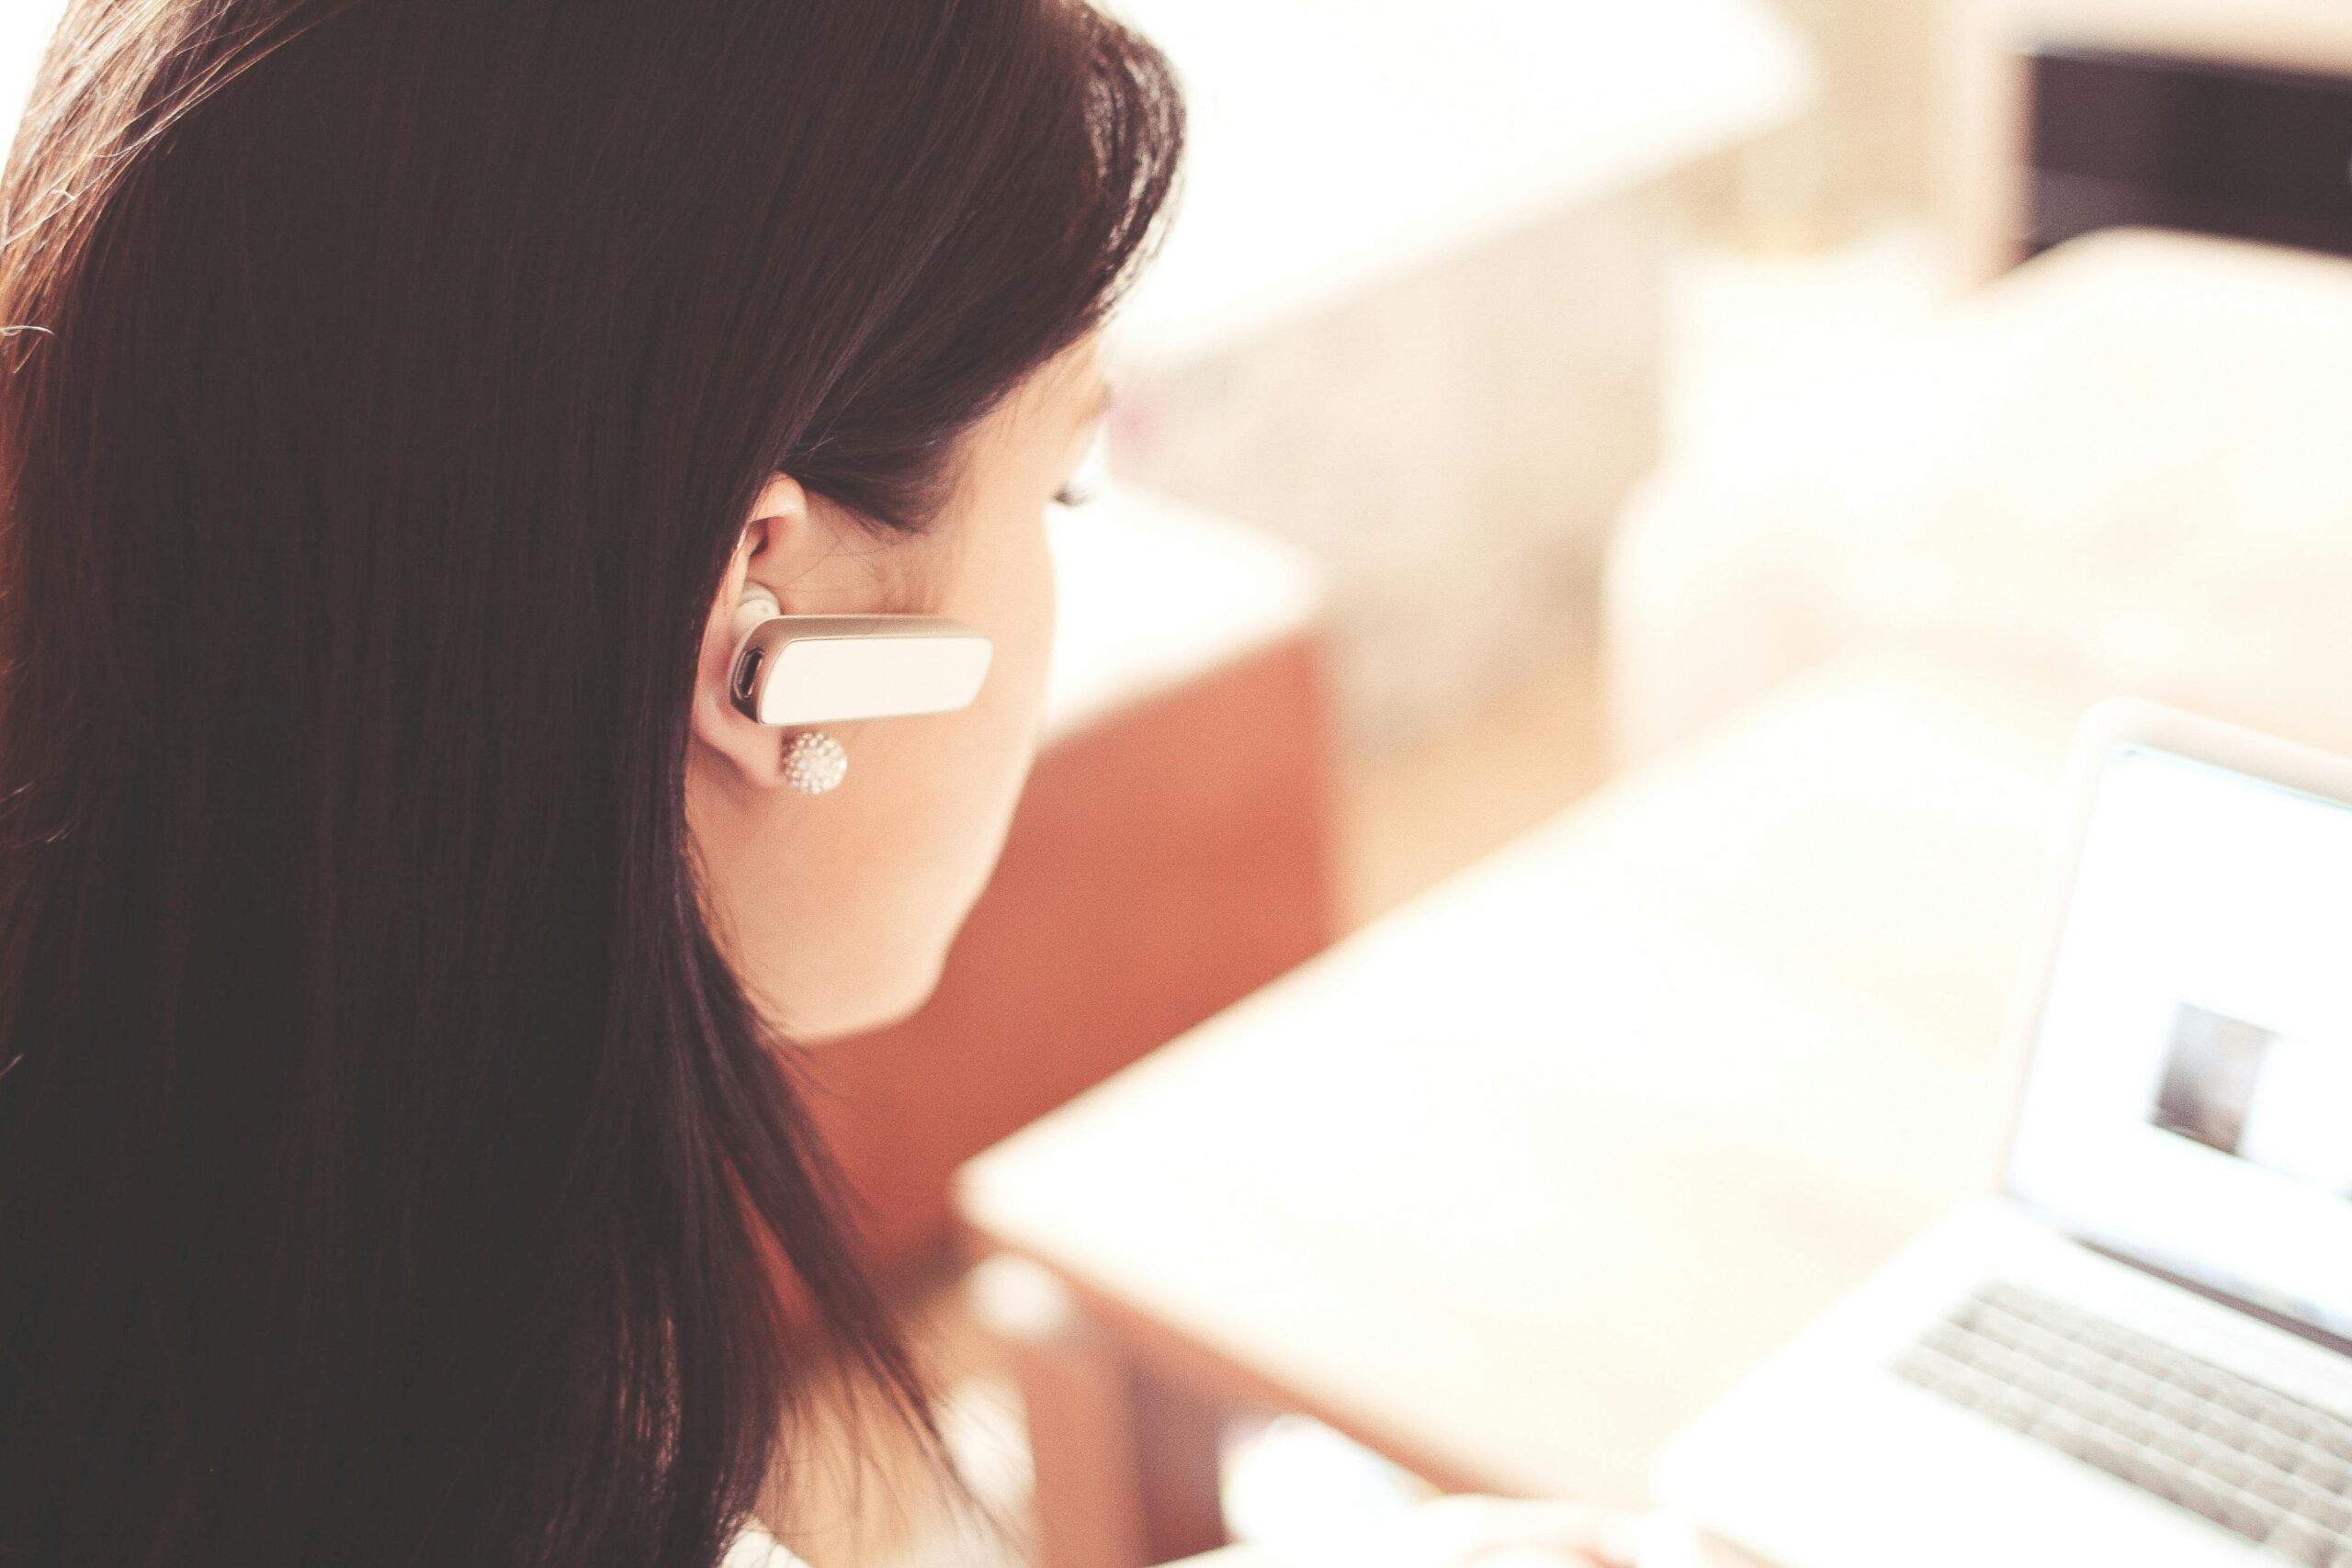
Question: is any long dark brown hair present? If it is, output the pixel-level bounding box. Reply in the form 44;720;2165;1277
0;3;1181;1563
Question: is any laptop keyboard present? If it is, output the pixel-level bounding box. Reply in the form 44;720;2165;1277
1889;1279;2352;1565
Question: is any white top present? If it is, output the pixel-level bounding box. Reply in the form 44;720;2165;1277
723;1522;808;1568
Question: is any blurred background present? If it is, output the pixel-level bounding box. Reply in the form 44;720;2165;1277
9;1;2352;1563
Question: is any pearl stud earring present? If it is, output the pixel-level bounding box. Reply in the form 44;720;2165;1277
782;729;848;795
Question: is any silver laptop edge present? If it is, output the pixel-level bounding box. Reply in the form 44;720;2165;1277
1652;698;2352;1568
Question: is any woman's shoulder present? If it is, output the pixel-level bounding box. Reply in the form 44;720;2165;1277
723;1520;808;1567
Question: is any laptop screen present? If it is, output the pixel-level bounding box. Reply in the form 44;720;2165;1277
2007;739;2352;1343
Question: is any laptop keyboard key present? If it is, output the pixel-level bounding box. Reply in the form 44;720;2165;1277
1888;1280;2352;1555
2269;1519;2336;1565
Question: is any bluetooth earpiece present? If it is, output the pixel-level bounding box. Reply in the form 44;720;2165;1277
726;583;994;795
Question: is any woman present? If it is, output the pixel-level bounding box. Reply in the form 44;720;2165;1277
0;3;1654;1563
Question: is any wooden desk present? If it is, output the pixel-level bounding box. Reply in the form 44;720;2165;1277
957;655;2089;1567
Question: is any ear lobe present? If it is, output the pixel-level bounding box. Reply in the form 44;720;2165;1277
693;704;784;793
691;606;791;791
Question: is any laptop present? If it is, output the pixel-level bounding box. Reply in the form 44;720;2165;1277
1652;697;2352;1568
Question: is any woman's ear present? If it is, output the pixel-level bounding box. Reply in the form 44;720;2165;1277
690;474;813;791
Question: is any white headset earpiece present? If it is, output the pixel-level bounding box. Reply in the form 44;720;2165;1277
727;582;844;795
722;580;994;797
730;581;784;650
